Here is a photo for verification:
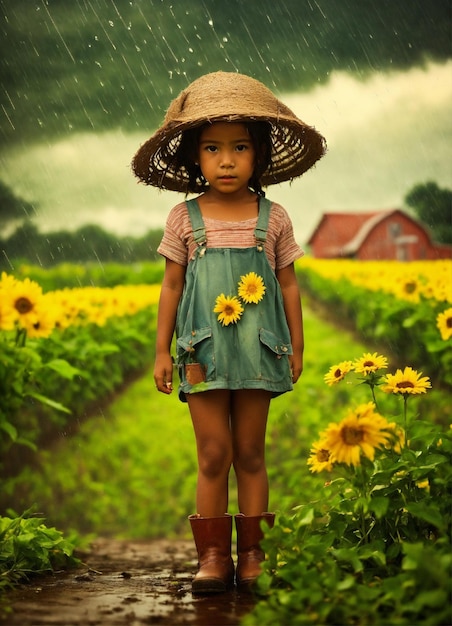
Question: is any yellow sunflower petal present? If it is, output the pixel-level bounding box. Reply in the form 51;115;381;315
238;272;266;304
213;294;244;326
381;367;432;395
324;361;354;386
353;352;388;374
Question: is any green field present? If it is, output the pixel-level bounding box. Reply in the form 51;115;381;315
4;304;407;539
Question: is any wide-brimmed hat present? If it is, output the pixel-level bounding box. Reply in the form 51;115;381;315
132;71;326;192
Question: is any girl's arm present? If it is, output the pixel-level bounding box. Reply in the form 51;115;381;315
276;263;304;383
154;259;186;394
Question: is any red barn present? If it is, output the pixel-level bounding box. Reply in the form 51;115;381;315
307;209;452;261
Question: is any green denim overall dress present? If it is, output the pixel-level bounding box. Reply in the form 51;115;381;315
176;197;293;402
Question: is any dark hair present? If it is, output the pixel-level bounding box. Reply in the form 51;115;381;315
173;121;273;196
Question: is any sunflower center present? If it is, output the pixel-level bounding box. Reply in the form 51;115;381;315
396;381;415;389
317;449;330;462
247;284;257;294
363;361;374;367
342;426;363;445
404;281;417;294
224;305;235;316
447;317;452;329
334;368;342;378
15;297;33;314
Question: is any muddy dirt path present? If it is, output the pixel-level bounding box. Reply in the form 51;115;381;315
1;538;259;626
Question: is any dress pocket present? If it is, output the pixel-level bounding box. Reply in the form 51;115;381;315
258;328;292;382
176;326;215;383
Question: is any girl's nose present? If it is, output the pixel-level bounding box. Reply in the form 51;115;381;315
220;150;234;166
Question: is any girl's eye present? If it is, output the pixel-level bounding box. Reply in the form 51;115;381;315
235;144;248;152
205;145;218;153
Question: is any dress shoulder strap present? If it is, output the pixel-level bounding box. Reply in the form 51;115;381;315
185;198;207;246
254;197;272;244
186;196;272;246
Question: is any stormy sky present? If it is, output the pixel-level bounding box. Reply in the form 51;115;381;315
1;0;451;243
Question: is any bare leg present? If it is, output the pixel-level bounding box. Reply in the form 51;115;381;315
231;390;271;515
187;390;233;517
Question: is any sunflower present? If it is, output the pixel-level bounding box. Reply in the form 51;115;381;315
213;294;244;326
354;352;388;375
324;361;354;385
21;302;57;339
238;272;266;304
0;271;17;291
395;275;423;302
0;305;16;331
307;441;334;473
381;367;431;395
436;307;452;341
321;404;395;467
4;278;44;327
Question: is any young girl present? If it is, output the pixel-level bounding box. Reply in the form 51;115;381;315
132;72;326;594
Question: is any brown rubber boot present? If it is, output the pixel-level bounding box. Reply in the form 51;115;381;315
189;514;235;594
235;512;275;590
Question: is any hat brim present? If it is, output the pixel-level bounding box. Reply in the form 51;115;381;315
132;113;326;193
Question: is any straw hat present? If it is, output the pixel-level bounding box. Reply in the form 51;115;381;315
132;71;326;192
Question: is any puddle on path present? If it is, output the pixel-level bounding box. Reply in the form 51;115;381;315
0;539;259;625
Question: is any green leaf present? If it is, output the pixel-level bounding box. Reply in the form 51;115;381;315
26;392;71;414
0;420;18;441
332;548;363;573
336;574;355;591
369;496;389;519
405;502;445;531
297;506;315;527
44;359;83;380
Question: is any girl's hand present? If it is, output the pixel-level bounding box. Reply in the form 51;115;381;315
290;353;303;384
154;353;174;394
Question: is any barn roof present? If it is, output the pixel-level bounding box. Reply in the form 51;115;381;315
307;209;402;255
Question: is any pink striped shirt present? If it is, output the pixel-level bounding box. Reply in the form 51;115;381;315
158;200;304;271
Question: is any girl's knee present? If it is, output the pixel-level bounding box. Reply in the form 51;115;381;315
234;445;265;475
198;442;232;479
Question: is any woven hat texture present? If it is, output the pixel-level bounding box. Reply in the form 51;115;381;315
132;71;326;192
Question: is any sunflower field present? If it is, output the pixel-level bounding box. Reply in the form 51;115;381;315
297;258;452;387
1;260;451;623
246;354;451;626
0;271;161;467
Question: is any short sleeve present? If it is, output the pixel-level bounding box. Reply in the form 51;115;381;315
157;202;191;266
267;203;304;270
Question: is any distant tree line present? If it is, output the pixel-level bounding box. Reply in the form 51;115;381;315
404;182;452;246
1;180;450;270
0;220;163;270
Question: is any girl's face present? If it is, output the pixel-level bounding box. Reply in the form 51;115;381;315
198;122;255;196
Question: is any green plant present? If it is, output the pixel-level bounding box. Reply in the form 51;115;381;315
0;508;80;593
244;354;452;626
0;327;80;455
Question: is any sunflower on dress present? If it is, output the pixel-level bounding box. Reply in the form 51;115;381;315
238;272;266;304
213;294;244;326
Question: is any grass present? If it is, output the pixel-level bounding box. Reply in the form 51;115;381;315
3;304;434;539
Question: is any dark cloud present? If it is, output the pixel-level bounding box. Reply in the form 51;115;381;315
0;0;450;145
